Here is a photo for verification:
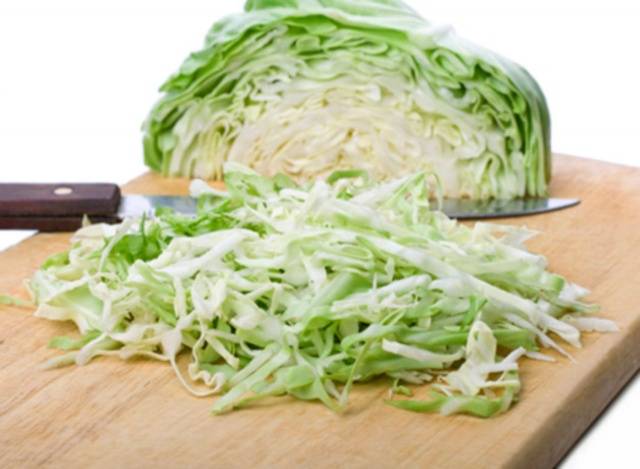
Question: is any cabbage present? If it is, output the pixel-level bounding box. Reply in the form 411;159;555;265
30;165;615;416
143;0;551;200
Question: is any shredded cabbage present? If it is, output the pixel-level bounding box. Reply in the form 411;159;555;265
143;0;551;199
30;165;614;417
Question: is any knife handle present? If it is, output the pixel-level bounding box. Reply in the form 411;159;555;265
0;183;121;232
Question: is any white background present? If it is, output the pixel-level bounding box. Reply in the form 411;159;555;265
0;1;638;466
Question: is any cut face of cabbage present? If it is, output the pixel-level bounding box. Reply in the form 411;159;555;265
143;0;551;199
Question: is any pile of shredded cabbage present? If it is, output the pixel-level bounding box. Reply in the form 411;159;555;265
30;164;616;416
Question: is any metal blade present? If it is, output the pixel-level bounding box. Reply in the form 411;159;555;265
119;194;579;220
439;197;580;220
118;195;198;219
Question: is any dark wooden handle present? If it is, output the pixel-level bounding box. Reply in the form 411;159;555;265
0;183;121;216
0;183;121;232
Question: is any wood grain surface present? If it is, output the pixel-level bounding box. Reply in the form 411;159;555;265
1;155;638;469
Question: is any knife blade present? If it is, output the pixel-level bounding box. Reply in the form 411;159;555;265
120;195;580;220
439;197;580;219
117;195;198;220
0;182;580;232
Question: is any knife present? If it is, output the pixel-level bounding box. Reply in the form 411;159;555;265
0;182;580;232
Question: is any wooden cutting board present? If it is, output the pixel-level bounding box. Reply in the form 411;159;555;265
1;155;639;469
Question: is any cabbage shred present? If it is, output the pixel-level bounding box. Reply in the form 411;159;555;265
30;165;615;416
143;0;551;200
